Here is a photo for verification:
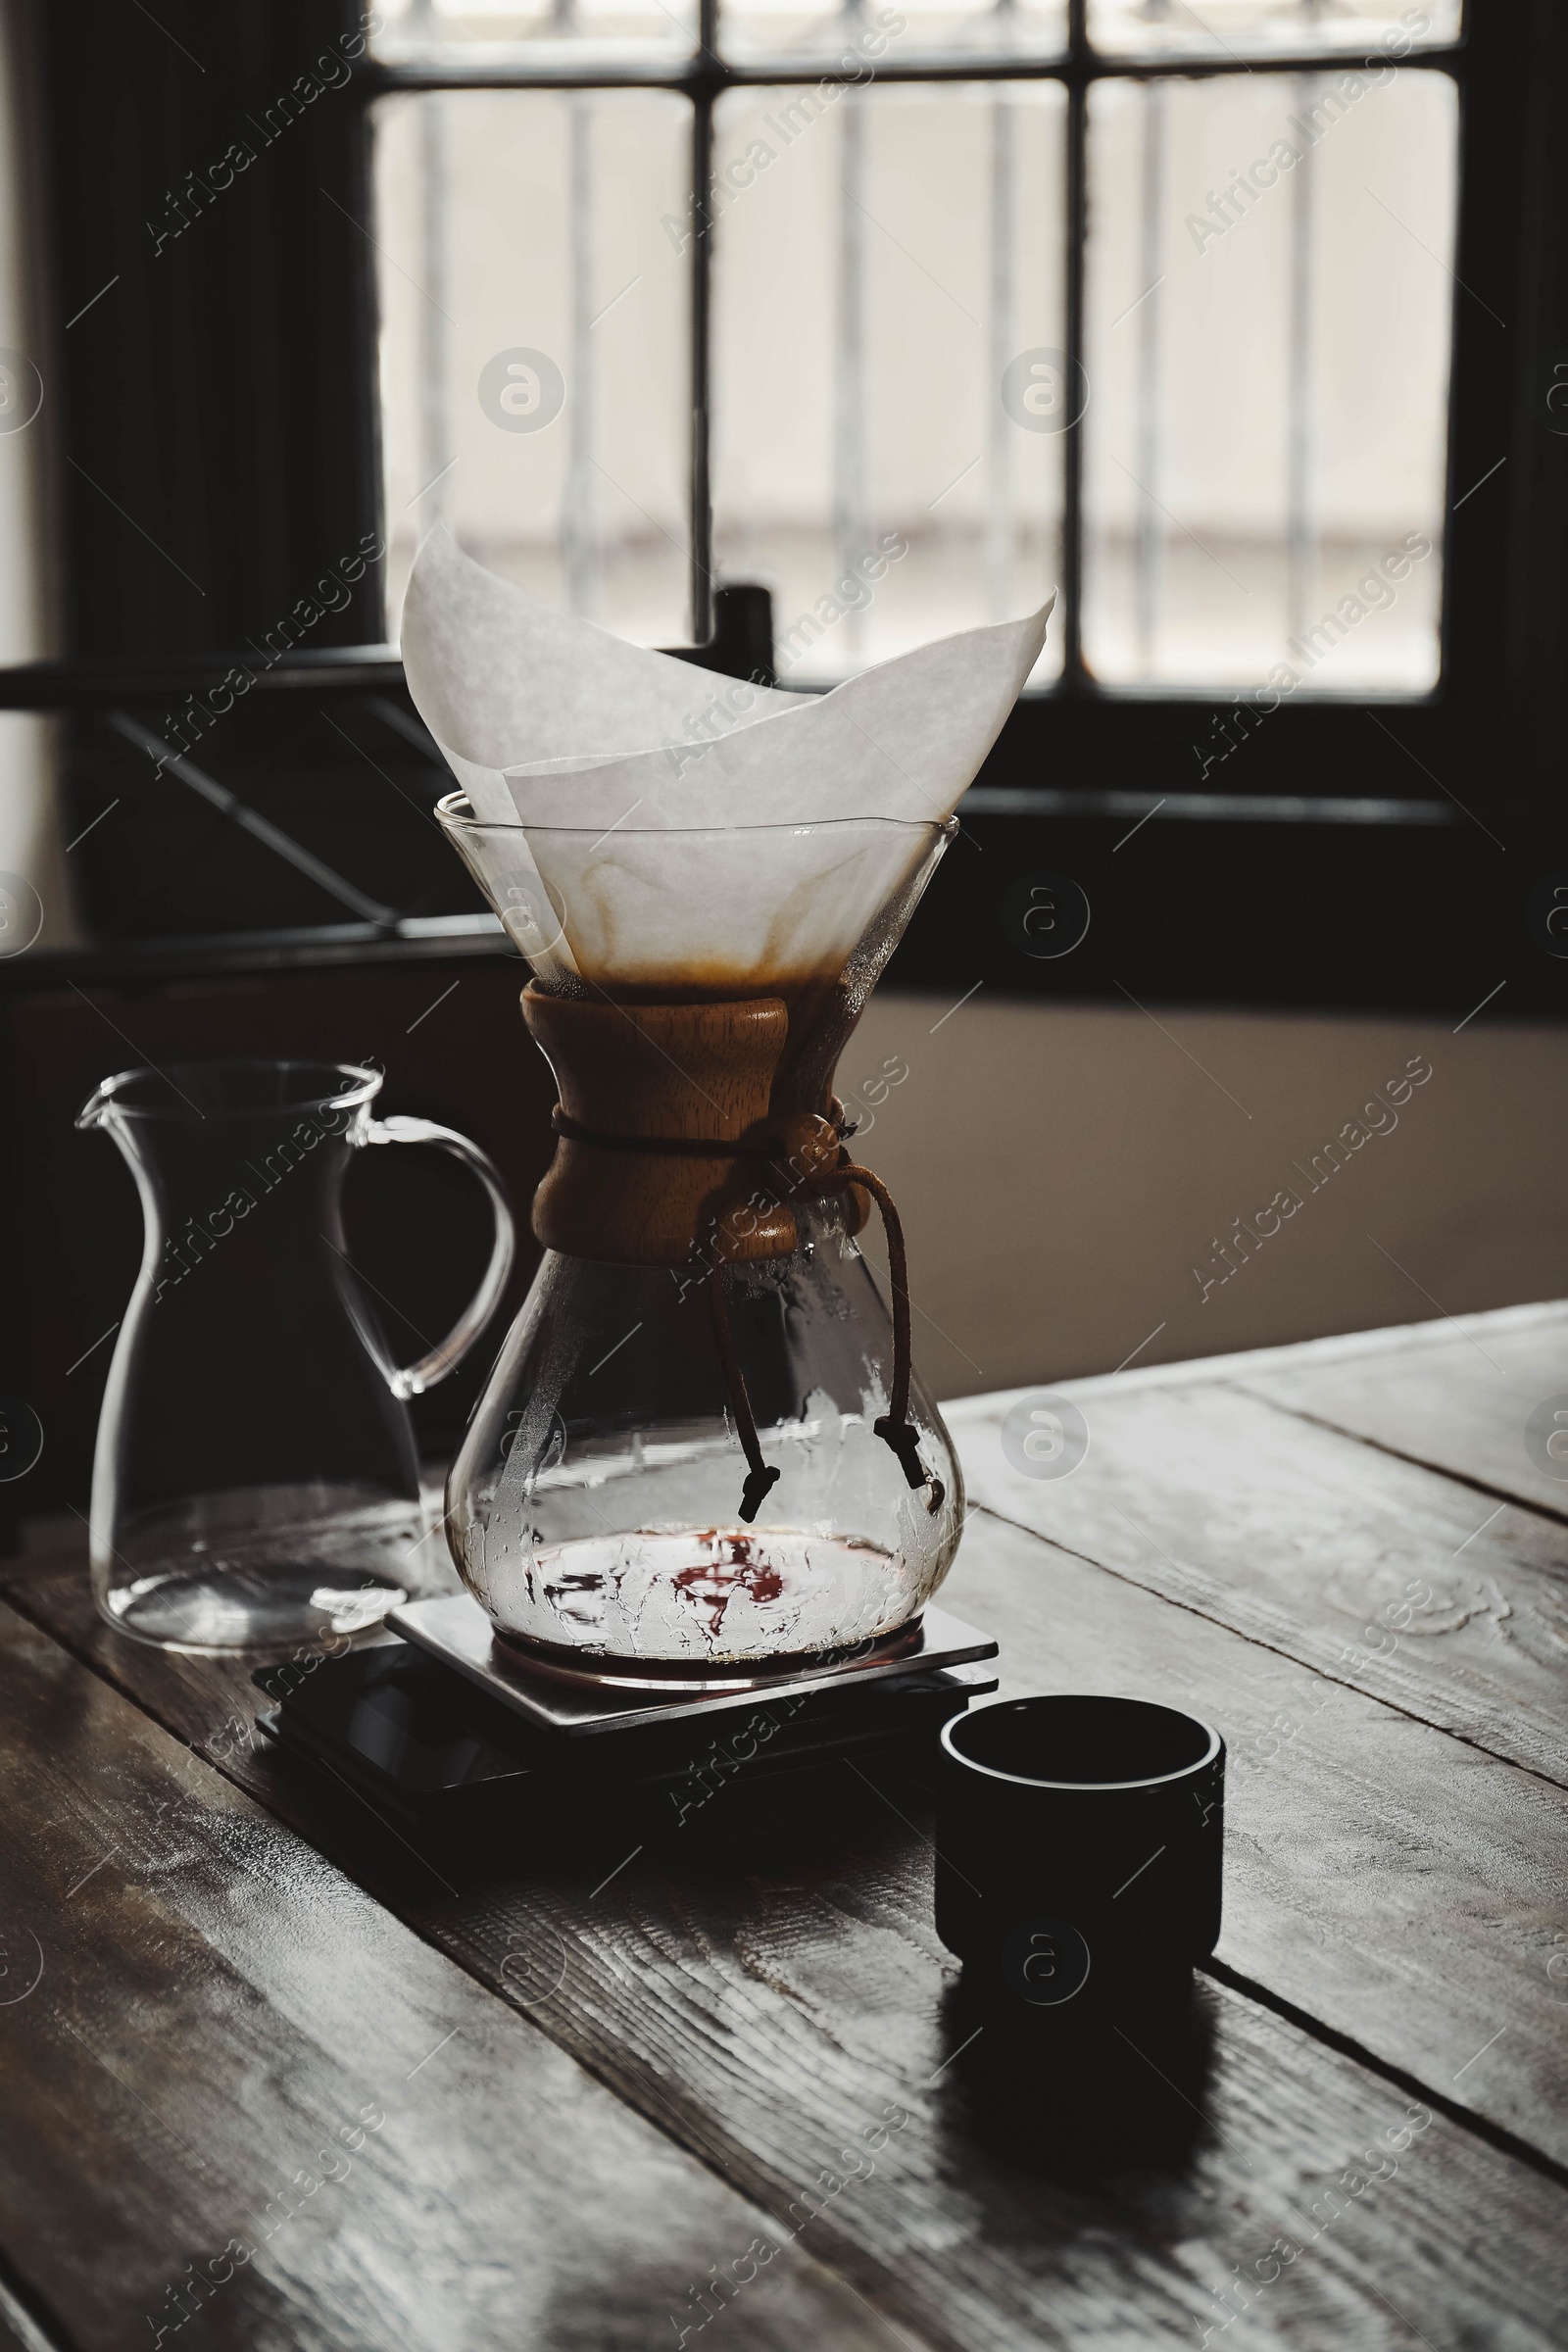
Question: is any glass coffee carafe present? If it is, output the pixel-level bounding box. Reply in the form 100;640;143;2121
437;799;965;1680
78;1059;514;1651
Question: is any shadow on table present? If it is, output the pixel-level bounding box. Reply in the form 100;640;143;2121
939;1972;1217;2178
247;1699;1224;2188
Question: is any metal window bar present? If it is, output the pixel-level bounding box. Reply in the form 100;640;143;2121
1286;66;1318;649
5;6;1479;975
1060;0;1088;687
835;75;869;662
361;11;1469;706
690;0;720;643
985;81;1015;623
103;710;402;929
564;87;598;614
1133;74;1163;676
419;97;451;524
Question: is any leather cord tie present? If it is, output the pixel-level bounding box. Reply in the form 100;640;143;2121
549;1103;942;1523
705;1273;782;1523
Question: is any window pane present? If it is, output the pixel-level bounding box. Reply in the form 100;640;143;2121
1088;0;1460;65
373;0;697;68
1083;69;1455;692
719;0;1065;68
712;83;1065;684
373;91;693;645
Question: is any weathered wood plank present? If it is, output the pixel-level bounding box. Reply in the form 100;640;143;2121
947;1377;1568;1785
18;1515;1564;2167
0;1600;906;2352
6;1563;1568;2352
1241;1309;1568;1520
957;1298;1568;1408
0;2268;55;2352
943;1508;1568;2164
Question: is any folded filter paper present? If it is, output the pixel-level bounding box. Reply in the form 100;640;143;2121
403;527;1054;1003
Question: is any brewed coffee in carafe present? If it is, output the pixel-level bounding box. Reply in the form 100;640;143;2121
440;810;964;1674
404;525;1053;1678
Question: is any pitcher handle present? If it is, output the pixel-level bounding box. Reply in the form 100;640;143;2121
359;1114;516;1398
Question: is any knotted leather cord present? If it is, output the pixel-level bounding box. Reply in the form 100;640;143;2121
705;1270;782;1522
549;1104;942;1520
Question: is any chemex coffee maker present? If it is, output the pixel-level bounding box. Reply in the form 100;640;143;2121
260;534;1054;1822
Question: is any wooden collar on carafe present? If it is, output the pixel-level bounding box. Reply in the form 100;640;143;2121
520;981;943;1520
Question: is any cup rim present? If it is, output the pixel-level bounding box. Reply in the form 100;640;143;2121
79;1059;383;1124
434;789;957;841
940;1693;1222;1791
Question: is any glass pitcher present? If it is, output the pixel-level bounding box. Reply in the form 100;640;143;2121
77;1059;514;1652
436;801;965;1679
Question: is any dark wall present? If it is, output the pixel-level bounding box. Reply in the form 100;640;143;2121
38;0;380;657
0;955;557;1545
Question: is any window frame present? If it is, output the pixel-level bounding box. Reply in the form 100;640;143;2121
359;0;1551;808
2;0;1565;1017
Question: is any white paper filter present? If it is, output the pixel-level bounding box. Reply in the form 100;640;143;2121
403;528;1053;990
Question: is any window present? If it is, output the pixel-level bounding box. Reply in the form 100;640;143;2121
371;0;1459;700
1;0;1562;1013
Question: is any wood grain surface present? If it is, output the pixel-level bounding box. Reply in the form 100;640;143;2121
950;1377;1568;1785
1240;1304;1568;1520
0;1600;902;2352
6;1551;1568;2352
941;1509;1568;2164
13;1503;1568;2168
522;985;797;1265
9;1305;1568;2351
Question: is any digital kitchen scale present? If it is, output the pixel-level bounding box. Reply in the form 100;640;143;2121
255;1592;999;1831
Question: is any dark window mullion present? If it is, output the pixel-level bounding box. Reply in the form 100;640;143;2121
690;83;715;644
1061;0;1089;692
360;21;1475;700
364;43;1468;101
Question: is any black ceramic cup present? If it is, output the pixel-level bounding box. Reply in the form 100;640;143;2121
935;1694;1224;2016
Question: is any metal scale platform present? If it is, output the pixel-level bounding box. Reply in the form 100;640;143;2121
255;1592;999;1830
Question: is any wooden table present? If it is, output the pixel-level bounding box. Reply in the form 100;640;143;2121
3;1302;1567;2351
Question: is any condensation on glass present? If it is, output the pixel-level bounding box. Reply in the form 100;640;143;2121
372;89;692;642
711;81;1066;686
1087;0;1461;64
1083;68;1455;692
